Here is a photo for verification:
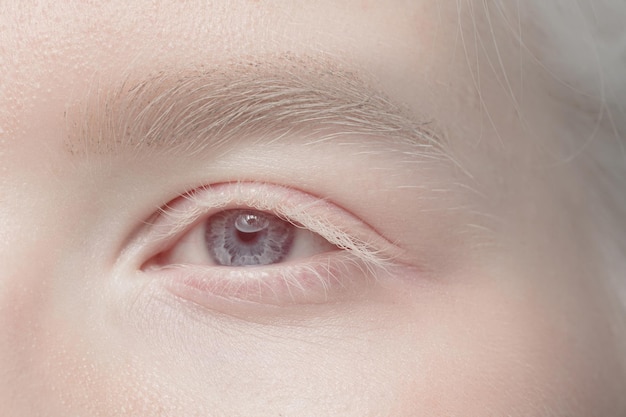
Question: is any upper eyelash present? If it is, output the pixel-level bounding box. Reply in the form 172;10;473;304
149;181;402;271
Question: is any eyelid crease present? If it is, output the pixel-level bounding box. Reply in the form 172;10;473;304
149;182;404;272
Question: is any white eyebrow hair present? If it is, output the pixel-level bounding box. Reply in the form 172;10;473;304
65;54;445;160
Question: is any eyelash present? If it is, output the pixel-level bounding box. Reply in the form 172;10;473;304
137;182;401;306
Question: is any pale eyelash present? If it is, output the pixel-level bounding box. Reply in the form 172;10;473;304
151;182;401;273
159;252;376;305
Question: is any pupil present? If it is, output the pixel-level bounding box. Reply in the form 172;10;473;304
237;230;261;243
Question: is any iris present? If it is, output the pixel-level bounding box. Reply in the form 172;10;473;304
205;209;295;266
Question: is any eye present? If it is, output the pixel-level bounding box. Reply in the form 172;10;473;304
138;182;402;307
163;207;338;267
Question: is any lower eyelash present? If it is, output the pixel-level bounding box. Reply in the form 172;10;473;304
148;252;378;307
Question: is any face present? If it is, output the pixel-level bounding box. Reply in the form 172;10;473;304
1;1;625;416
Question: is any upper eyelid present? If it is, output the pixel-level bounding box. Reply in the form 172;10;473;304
142;182;404;269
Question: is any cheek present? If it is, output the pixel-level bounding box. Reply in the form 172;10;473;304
0;219;179;415
0;257;618;417
0;271;152;415
389;274;620;416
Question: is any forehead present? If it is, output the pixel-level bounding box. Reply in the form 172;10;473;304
0;1;432;78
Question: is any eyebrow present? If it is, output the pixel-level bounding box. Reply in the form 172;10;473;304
64;55;444;159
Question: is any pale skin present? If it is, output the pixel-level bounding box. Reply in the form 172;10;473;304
1;1;625;416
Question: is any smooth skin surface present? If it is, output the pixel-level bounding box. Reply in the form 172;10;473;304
1;1;625;416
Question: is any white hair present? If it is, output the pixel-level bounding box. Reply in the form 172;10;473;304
503;0;626;331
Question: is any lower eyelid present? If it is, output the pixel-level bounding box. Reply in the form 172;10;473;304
149;252;374;307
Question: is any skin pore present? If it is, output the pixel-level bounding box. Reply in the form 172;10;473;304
1;1;625;416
